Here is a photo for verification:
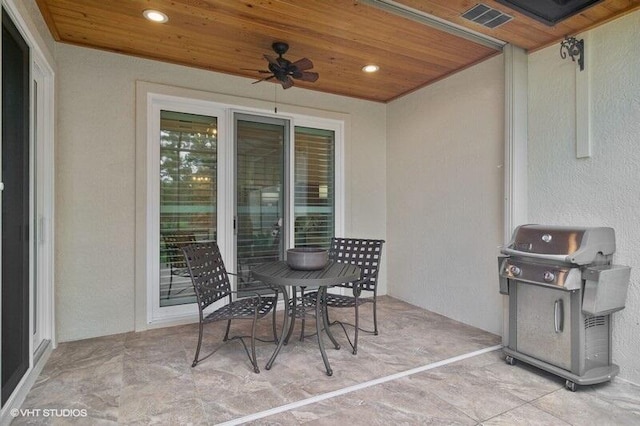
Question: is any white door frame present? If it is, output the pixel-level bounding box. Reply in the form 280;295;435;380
136;83;347;328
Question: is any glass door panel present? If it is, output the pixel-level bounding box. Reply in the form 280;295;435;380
293;127;335;248
159;110;217;307
235;115;287;293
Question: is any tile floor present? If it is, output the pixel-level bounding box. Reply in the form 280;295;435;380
13;297;640;425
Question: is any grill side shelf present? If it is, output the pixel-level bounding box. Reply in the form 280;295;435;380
582;265;631;315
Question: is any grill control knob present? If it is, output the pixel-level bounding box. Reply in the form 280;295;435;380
544;271;555;282
509;265;521;276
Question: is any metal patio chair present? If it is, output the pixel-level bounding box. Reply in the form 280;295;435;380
305;237;385;354
182;241;278;373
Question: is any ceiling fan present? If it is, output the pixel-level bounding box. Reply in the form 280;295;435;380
248;42;319;89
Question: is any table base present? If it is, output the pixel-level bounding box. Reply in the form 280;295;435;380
265;285;339;376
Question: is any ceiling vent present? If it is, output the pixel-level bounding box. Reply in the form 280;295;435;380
461;4;514;29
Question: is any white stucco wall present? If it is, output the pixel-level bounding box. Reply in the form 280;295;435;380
386;55;505;334
528;11;640;384
55;45;386;342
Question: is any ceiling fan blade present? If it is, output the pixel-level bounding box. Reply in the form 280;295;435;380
264;54;279;67
241;68;271;74
280;76;294;89
291;57;313;71
252;75;276;84
297;71;319;82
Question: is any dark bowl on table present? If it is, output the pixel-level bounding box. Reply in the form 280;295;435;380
286;248;328;270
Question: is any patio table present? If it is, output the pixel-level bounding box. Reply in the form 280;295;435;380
251;260;361;376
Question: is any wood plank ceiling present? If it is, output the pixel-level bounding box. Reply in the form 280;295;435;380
35;0;640;103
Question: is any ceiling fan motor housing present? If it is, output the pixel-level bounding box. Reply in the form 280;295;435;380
272;41;289;56
268;62;290;82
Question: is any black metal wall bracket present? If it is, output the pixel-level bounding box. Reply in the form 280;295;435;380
560;36;585;71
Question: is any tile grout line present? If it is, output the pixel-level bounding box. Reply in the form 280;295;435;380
216;344;503;425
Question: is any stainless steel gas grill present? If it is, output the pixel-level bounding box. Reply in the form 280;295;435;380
499;225;631;391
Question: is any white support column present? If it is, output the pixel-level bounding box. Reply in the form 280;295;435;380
503;44;528;347
503;44;528;242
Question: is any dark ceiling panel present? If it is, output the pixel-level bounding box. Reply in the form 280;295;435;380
495;0;604;26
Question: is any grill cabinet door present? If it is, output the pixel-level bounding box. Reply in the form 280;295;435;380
515;282;573;371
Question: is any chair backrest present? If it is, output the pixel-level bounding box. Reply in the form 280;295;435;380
163;233;197;269
182;241;232;312
328;238;385;292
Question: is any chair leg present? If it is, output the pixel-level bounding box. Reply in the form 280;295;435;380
223;319;232;341
353;302;359;355
299;319;305;341
192;321;204;367
299;287;307;341
372;295;379;335
250;312;260;373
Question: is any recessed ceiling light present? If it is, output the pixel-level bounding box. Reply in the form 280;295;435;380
143;9;168;23
362;64;380;73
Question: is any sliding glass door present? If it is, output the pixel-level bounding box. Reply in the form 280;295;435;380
2;9;30;405
0;4;54;411
143;89;344;323
235;114;287;292
159;111;218;307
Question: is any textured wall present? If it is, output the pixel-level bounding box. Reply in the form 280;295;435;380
528;11;640;384
386;56;505;334
55;45;386;341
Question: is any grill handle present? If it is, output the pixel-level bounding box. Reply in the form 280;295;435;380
554;299;564;333
501;249;571;263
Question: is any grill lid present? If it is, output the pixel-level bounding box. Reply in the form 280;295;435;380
502;225;615;265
